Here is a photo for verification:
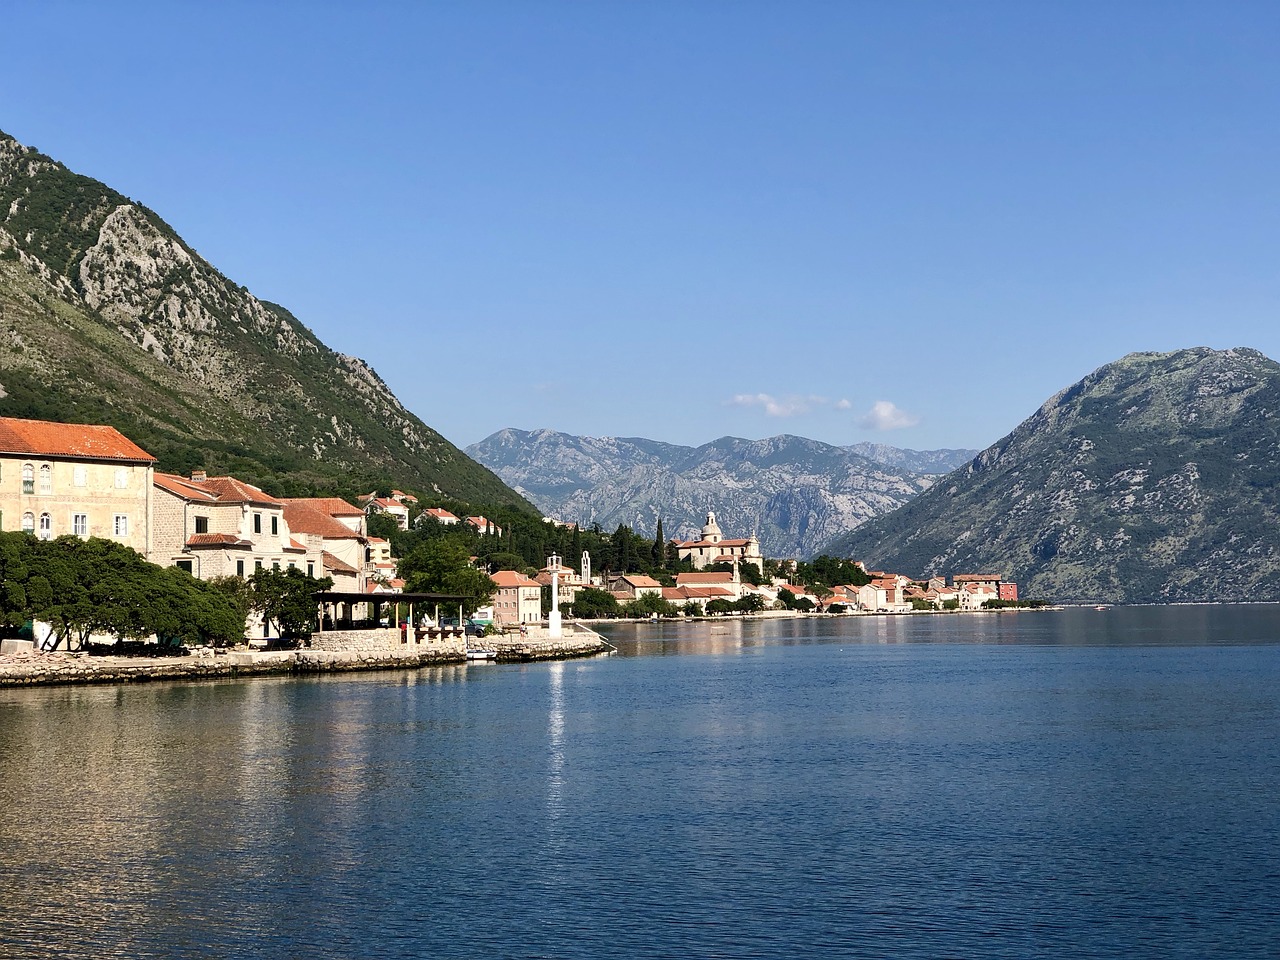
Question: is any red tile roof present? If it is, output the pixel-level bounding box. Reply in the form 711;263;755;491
0;416;155;463
185;533;251;548
663;585;735;600
155;472;281;507
299;497;365;518
676;572;735;586
322;551;359;575
491;570;539;588
282;500;365;540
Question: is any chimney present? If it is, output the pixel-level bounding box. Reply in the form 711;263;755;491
191;470;207;482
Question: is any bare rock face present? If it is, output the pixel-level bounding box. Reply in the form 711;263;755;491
467;429;972;558
825;347;1280;603
0;128;525;508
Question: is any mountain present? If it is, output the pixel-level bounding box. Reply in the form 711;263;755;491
0;130;527;508
847;443;977;475
466;428;977;557
822;347;1280;603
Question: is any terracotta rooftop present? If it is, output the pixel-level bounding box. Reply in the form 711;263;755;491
155;472;281;507
298;497;365;518
0;416;155;463
282;500;365;540
676;572;735;586
185;533;251;548
491;570;539;588
322;551;359;575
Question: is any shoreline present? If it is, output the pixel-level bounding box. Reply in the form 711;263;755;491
0;627;609;689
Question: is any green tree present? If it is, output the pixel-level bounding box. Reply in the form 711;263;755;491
249;566;333;639
366;511;401;544
571;587;620;619
653;518;665;570
622;593;678;618
398;538;496;615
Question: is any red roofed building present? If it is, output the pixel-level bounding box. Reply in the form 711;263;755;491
364;496;410;530
490;570;542;626
418;507;460;526
674;512;763;572
281;498;369;591
152;471;325;586
0;416;155;554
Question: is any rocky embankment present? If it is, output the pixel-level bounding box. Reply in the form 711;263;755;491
0;626;609;688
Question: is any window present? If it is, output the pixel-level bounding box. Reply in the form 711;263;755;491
38;513;52;540
39;464;52;495
176;559;194;574
194;516;209;534
21;512;34;534
236;560;245;577
253;513;262;534
22;464;33;495
114;515;129;537
73;466;87;487
272;561;280;571
73;514;88;537
114;469;128;489
270;516;278;536
255;560;263;571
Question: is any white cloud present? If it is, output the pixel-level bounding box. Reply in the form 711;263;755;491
835;398;852;410
729;393;828;417
858;400;920;431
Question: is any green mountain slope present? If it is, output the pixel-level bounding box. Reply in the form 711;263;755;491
0;129;529;508
822;348;1280;602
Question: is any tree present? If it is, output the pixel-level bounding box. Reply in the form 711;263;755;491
399;538;496;615
734;593;766;613
705;598;734;615
571;587;619;619
653;518;665;570
366;511;401;544
250;566;333;639
622;593;678;618
777;588;797;610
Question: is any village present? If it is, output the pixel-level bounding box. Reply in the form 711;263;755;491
0;414;1021;655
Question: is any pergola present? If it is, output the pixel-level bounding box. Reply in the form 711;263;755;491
314;591;474;634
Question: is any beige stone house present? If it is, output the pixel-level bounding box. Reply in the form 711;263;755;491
280;498;369;592
675;512;763;572
490;570;542;626
151;471;324;580
0;416;155;555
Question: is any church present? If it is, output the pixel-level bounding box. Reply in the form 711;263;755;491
675;512;764;572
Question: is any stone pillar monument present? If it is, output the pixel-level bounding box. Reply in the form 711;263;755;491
547;552;563;638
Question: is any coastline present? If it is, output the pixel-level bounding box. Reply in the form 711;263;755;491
0;625;609;689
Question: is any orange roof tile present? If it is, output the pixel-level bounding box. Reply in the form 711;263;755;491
491;570;539;588
282;500;365;540
322;551;359;575
676;572;735;586
185;533;251;548
0;416;155;463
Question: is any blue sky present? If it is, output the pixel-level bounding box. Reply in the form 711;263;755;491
4;1;1278;452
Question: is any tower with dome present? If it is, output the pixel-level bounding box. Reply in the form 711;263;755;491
674;511;764;571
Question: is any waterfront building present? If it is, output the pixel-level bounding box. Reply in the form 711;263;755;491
607;573;664;601
674;512;763;572
280;498;370;592
0;416;154;555
490;570;542;626
151;471;325;581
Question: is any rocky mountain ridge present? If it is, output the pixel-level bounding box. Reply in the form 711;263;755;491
0;129;526;507
467;428;978;557
823;347;1280;602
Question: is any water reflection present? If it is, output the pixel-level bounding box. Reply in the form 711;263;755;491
597;604;1280;655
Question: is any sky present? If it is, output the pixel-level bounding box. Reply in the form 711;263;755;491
3;1;1279;453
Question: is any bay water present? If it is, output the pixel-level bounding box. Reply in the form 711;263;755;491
2;606;1278;958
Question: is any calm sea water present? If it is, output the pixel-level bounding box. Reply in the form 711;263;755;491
2;607;1279;959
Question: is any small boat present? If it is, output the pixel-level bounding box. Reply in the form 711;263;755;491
466;647;497;661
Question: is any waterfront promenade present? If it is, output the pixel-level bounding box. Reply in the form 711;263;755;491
0;623;609;688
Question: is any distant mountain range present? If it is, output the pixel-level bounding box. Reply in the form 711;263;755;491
0;129;527;508
466;429;979;557
824;347;1280;603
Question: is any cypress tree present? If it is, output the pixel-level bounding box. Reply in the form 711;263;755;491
654;518;665;569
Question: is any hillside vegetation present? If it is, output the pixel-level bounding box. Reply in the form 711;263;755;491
0;129;528;509
824;348;1280;603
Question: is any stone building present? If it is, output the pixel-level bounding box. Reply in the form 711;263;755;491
490;570;542;626
674;512;763;572
0;416;154;555
151;471;324;580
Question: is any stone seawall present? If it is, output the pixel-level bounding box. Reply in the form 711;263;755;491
0;625;611;688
